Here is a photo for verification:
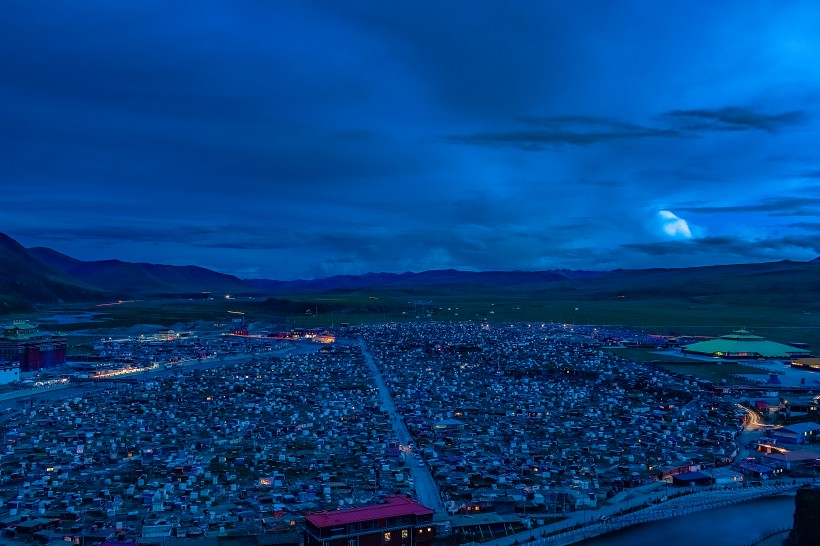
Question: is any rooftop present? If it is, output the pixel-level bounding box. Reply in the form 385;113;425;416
683;330;810;358
1;320;38;331
305;496;433;527
762;450;819;462
778;422;820;434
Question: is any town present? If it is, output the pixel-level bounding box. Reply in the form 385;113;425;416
0;316;818;546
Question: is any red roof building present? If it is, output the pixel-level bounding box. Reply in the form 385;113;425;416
304;496;434;546
0;321;66;373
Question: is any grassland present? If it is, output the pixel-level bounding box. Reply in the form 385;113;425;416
6;259;820;367
653;361;768;385
602;347;770;384
271;286;820;348
11;284;820;343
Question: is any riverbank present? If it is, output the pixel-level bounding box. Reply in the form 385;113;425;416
478;482;801;546
577;495;795;546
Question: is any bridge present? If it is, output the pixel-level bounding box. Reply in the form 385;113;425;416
536;483;799;546
481;483;799;546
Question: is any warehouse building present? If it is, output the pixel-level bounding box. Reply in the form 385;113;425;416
681;330;810;360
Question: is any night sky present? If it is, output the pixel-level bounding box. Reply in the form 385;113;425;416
4;1;820;279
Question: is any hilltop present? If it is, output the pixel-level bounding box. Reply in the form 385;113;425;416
29;247;254;297
4;232;820;336
0;233;112;312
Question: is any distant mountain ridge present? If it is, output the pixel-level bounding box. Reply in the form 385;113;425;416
27;246;253;297
245;260;820;305
4;230;820;313
245;268;605;293
0;233;114;312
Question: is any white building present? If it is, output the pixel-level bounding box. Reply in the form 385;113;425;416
0;361;20;384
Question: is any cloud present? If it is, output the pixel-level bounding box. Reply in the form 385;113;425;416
658;211;693;238
662;107;808;133
447;105;808;152
4;2;820;277
677;196;820;216
446;115;679;150
622;234;820;261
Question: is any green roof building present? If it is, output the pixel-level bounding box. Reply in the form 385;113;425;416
682;330;810;359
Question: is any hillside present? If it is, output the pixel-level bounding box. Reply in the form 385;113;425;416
28;247;256;297
246;261;820;308
544;260;820;305
6;230;820;324
0;234;113;312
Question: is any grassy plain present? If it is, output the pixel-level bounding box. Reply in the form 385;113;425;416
14;284;820;341
9;267;820;383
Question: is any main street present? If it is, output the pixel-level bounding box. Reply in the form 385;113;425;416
733;403;774;461
0;348;299;411
358;337;444;514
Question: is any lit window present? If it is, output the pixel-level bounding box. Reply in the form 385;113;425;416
384;533;391;542
402;530;408;539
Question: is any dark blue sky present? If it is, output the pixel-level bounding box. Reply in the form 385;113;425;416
3;1;820;279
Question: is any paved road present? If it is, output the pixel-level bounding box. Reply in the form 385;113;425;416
733;403;773;461
358;337;444;514
0;352;275;410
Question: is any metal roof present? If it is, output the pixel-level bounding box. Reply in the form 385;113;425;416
682;331;809;358
778;422;820;434
304;496;433;527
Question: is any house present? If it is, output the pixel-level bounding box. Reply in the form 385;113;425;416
771;422;820;445
0;360;19;385
671;471;713;486
14;518;57;534
431;419;465;432
761;450;820;471
734;460;777;479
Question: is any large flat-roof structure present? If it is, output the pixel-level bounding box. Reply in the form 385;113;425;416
304;496;434;546
681;330;810;360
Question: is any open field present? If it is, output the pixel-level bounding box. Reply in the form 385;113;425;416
6;278;820;353
653;361;769;385
602;347;771;385
601;347;695;363
274;288;820;348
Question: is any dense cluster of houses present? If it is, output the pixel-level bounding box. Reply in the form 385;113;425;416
2;318;812;546
0;344;417;544
78;329;289;372
358;322;746;515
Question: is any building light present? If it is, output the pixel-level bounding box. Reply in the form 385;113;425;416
402;530;408;539
384;532;391;541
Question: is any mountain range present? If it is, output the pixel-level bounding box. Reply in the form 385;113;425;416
0;232;253;311
0;233;112;313
28;247;251;297
2;231;820;313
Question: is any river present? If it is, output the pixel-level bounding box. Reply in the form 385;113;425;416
579;495;795;546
